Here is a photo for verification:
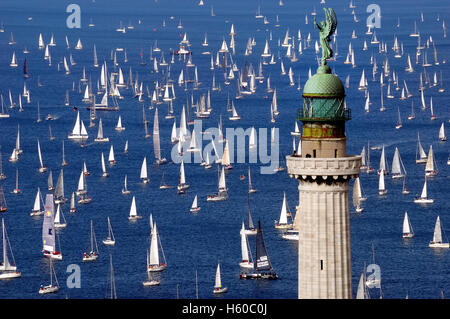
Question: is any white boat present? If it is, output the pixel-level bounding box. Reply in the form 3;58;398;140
82;220;99;261
0;219;21;279
108;145;115;165
140;157;149;183
54;204;67;228
9;51;18;67
274;192;294;229
429;216;449;248
68;111;88;140
101;152;109;177
38;259;59;295
402;212;414;238
425;145;437;176
37;139;47;173
248;167;257;193
213;262;228;294
94;118;109;142
147;222;167;272
106;255;117;299
353;177;364;213
122;174;131;195
221;140;232;170
102;217;115;246
143;250;160;286
177;160;189;193
207;166;228;201
52;169;66;204
391;147;406;179
378;169;387;195
30;187;45;216
0;95;9;118
416;133;428;164
42;194;62;260
229;103;241;120
190;195;201;213
239;222;254;269
75;38;83;50
12;168;20;194
115;115;125;131
70;192;76;213
128;196;142;220
414;179;434;204
378;145;389;175
153;108;167;164
439;123;446;141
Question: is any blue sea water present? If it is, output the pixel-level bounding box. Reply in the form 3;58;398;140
0;0;449;299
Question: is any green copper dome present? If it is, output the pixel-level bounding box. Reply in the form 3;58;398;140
302;65;345;98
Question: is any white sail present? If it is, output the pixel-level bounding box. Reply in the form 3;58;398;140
432;216;443;244
214;263;222;289
402;212;412;235
149;223;160;266
140;157;148;180
218;166;226;190
180;160;186;185
278;192;288;225
221;141;231;166
129;196;137;218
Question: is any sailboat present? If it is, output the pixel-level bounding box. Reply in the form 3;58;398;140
425;145;437;176
153;108;167;164
213;262;228;294
391;147;406;179
70;192;76;213
0;187;6;212
240;220;278;279
378;169;387;195
101;152;109;177
274;192;293;229
416;133;428;164
353;177;364;213
143;250;161;286
414;178;434;204
12;168;20;194
229;103;241;120
245;195;257;235
395;107;402;129
102;217;116;246
221;140;232;170
439;123;446;141
402;212;414;238
122;174;131;195
82;220;99;261
54;204;67;229
38;259;59;294
68;111;89;140
106;254;117;298
30;187;44;216
108;145;115;165
0;219;21;279
37;139;47;173
207;166;228;201
190;195;201;213
128;196;142;220
378;145;389;175
140;157;150;183
429;216;449;248
94;118;109;142
114;115;125;132
248;167;257;193
240;222;254;269
54;169;67;204
177;160;189;194
42;194;62;260
148;222;167;272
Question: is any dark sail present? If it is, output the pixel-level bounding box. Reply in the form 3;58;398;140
255;220;272;271
23;59;29;78
247;195;254;230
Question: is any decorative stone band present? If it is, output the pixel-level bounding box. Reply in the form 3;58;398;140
286;155;361;180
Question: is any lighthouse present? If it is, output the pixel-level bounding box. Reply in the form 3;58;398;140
286;8;361;299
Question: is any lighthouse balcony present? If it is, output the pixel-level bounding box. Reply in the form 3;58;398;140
286;155;361;179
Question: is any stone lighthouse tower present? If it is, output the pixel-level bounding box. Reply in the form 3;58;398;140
286;8;361;299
